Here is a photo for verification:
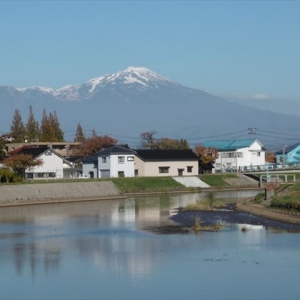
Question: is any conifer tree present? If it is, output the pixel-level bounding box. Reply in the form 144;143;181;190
39;110;64;142
26;106;40;143
39;110;53;142
74;123;85;142
10;109;26;142
51;111;64;142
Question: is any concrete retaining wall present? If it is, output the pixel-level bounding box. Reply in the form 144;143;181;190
0;181;121;203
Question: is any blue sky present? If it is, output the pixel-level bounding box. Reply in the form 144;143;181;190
1;0;299;100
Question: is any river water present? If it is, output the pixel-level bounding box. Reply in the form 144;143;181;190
1;190;300;300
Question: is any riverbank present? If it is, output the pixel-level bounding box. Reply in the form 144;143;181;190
236;197;300;224
0;181;122;207
0;174;261;207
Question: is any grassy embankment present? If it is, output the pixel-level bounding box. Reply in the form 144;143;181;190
270;183;300;211
198;173;238;188
110;173;239;193
110;177;192;193
0;173;241;194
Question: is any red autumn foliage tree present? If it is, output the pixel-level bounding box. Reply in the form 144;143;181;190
74;135;117;157
194;145;218;164
140;131;189;150
265;152;276;163
3;154;43;178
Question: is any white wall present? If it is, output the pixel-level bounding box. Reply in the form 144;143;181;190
134;157;198;177
96;154;135;178
82;162;97;178
214;141;265;171
110;154;135;177
26;152;64;178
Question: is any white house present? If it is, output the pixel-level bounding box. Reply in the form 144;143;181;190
82;145;136;178
203;139;266;172
14;147;74;179
134;149;199;177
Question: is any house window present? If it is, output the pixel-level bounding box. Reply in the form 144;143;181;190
118;156;125;163
118;171;125;177
102;157;107;163
127;156;134;161
45;151;52;156
187;166;193;173
257;152;261;156
216;163;221;169
135;169;139;176
159;167;170;173
25;173;34;179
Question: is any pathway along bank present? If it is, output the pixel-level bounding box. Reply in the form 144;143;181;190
236;198;300;224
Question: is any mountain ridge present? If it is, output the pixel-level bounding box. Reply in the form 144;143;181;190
0;67;299;148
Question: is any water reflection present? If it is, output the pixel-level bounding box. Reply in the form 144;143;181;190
0;190;264;279
0;195;300;299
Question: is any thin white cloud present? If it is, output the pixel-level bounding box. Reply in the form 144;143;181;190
252;93;270;100
218;93;271;101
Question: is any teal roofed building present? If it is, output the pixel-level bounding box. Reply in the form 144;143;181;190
276;143;300;167
203;139;266;172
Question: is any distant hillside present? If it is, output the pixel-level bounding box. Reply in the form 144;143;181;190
1;67;299;148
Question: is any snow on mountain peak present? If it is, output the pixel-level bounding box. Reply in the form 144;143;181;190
12;67;177;100
86;66;173;93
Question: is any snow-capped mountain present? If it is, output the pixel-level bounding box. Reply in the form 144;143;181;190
1;66;300;147
11;67;180;101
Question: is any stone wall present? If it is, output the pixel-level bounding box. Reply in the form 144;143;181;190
0;181;121;203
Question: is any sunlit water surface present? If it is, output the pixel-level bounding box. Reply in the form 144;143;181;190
1;191;300;300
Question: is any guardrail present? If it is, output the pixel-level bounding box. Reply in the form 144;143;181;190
260;174;296;183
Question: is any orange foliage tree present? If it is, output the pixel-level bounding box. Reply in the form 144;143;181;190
74;135;117;157
194;145;218;165
3;154;43;178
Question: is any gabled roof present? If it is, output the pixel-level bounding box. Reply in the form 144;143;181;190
276;142;300;155
82;145;136;163
17;147;50;158
203;139;262;151
96;145;136;156
82;153;98;163
17;147;73;167
135;149;198;161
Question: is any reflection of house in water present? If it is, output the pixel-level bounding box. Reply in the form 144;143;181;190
113;194;202;224
237;224;266;248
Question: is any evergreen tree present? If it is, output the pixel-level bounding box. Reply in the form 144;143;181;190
50;111;64;142
0;137;6;160
54;111;64;141
26;106;40;142
39;110;53;142
10;109;26;142
39;110;64;142
74;123;85;142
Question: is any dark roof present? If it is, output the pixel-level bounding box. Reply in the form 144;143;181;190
82;145;136;163
82;153;98;163
135;149;198;161
12;147;73;166
97;145;136;156
18;147;51;158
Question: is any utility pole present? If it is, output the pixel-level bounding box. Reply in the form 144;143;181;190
248;128;257;139
283;145;288;169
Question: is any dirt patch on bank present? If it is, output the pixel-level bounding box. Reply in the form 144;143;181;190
236;198;300;224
